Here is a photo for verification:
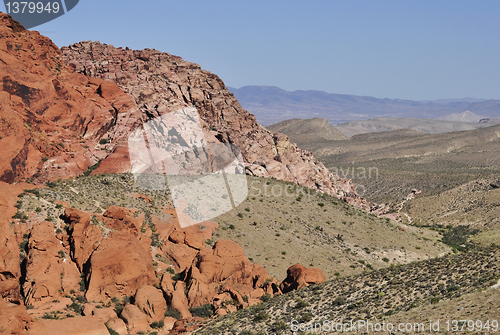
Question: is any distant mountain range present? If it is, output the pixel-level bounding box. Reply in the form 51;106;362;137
228;86;500;126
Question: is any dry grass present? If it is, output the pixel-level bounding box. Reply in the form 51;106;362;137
213;176;448;280
276;124;500;204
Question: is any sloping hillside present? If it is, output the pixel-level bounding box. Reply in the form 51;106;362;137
197;246;500;334
212;177;447;279
280;124;500;203
267;118;348;143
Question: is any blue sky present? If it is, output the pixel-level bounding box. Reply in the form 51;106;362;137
2;0;500;100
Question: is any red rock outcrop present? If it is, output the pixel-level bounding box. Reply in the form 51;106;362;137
61;41;369;209
105;318;128;335
0;182;37;334
101;206;143;236
28;316;109;335
0;13;142;185
23;221;80;306
64;207;102;271
119;304;150;334
134;285;167;323
280;264;327;293
85;231;157;302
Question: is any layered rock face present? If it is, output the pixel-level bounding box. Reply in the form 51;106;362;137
0;182;35;334
61;42;369;209
0;14;142;185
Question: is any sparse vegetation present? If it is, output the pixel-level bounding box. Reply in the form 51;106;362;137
189;304;214;318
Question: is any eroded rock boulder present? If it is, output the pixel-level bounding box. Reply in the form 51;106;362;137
119;304;149;335
280;264;326;293
85;231;157;302
23;221;80;306
134;285;167;323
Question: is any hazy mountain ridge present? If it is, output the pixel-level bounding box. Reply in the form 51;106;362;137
229;85;500;126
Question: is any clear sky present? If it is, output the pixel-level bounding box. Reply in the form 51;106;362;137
2;0;500;100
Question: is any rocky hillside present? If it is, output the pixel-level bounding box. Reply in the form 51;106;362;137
61;42;369;210
2;172;328;335
0;14;143;185
267;118;348;143
198;245;500;334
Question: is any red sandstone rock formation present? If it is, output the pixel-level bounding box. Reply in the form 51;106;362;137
280;264;327;293
0;13;142;185
0;182;37;334
22;221;80;306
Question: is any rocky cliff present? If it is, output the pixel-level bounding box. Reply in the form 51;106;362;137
61;41;369;209
0;14;143;186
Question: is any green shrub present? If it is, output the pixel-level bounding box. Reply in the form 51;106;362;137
165;307;181;319
189;304;214;318
260;294;271;302
42;312;59;319
295;298;308;308
79;274;86;292
253;311;269;322
333;297;346;306
299;313;312;323
150;320;164;329
105;325;120;335
12;211;25;219
84;160;102;176
67;302;83;315
441;225;479;251
273;320;288;331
